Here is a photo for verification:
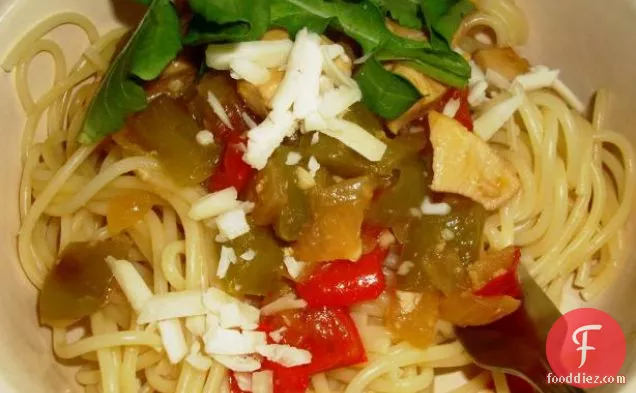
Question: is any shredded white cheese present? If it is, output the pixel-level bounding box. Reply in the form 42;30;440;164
485;69;511;90
318;118;387;162
420;197;452;216
256;344;312;367
513;65;560;92
469;60;486;86
311;132;320;145
138;290;207;324
552;78;586;113
196;130;215;146
285;151;302;166
234;373;253;392
230;58;271;85
283;256;305;280
216;209;250;240
468;80;489;107
241;112;258;129
158;319;189;364
212;354;261;373
217;246;237;279
106;257;153;312
207;91;233;129
296;167;316;190
186;316;206;338
321;46;355;87
473;94;524;141
202;288;260;329
319;75;335;94
442;97;461;118
269;327;287;343
219;302;259;330
106;257;188;364
204;329;267;356
244;110;296;170
206;40;293;70
396;261;415;276
261;294;308;316
321;44;347;62
189;187;239;221
271;29;323;117
307;156;321;178
187;341;213;371
319;86;362;118
240;249;256;261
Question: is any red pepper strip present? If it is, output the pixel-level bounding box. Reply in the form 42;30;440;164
296;246;388;308
474;248;522;299
228;373;247;393
260;307;367;376
208;138;255;193
435;88;473;130
261;360;310;393
207;105;256;193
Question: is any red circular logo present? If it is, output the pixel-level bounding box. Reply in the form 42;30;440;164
546;308;626;388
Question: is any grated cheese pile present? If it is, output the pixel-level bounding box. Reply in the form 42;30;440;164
107;258;311;375
206;28;388;171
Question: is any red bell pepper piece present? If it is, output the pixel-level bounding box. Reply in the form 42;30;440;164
208;139;255;194
261;360;310;393
474;247;522;299
295;246;388;308
435;88;473;130
228;373;247;393
207;106;256;194
260;307;367;376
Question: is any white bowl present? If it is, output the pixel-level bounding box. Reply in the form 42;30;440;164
0;0;634;392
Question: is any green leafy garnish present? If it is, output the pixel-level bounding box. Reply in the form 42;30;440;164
370;0;422;30
421;0;475;46
376;46;470;88
184;0;270;44
78;0;181;144
354;58;420;120
269;0;333;35
268;0;427;53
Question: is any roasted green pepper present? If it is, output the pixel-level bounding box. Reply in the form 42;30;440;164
248;147;310;242
398;196;487;294
224;226;285;296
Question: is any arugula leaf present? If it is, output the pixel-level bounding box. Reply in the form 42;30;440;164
370;0;423;30
78;0;181;144
131;0;182;80
269;0;428;53
376;46;470;88
269;0;334;36
354;58;420;120
184;0;270;44
421;0;475;45
434;0;475;44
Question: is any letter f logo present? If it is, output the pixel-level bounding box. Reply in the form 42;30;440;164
572;324;603;368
